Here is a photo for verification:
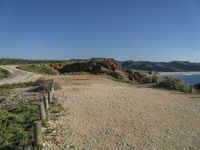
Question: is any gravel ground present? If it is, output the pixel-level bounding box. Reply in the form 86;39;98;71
0;65;43;107
0;86;43;107
43;75;200;150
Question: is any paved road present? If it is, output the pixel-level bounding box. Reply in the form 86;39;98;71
0;65;34;85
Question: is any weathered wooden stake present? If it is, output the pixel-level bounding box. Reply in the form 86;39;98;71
44;96;49;110
51;80;55;92
43;94;45;100
34;121;42;148
39;102;46;120
149;76;152;83
190;85;194;94
48;91;52;103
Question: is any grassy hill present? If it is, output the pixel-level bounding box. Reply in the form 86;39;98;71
121;61;200;72
59;58;150;83
60;58;131;82
17;64;59;75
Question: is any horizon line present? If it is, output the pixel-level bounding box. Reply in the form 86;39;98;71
0;57;200;63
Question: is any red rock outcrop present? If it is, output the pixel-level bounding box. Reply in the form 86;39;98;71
50;58;155;83
49;63;63;70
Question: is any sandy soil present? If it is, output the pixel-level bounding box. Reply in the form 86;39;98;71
43;75;200;150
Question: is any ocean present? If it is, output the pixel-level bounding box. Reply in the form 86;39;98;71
160;72;200;85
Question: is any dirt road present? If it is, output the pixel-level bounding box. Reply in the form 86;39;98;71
0;65;34;85
43;75;200;150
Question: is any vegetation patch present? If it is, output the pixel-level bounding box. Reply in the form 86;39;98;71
157;76;193;93
49;101;64;114
0;78;59;91
0;89;11;103
0;82;37;90
106;70;130;83
0;68;11;80
0;103;39;150
59;58;147;83
0;78;60;149
17;64;59;75
141;75;160;84
54;81;62;91
34;78;61;92
61;61;131;83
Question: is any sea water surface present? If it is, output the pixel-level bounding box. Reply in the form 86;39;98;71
160;72;200;85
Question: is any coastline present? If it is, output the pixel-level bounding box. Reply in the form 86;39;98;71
159;71;200;85
160;71;200;76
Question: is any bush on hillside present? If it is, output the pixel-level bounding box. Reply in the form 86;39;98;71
60;58;140;83
141;75;160;84
158;76;191;93
106;70;130;83
17;64;59;75
0;68;11;80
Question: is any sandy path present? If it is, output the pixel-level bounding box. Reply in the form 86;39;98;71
44;75;200;150
0;65;35;85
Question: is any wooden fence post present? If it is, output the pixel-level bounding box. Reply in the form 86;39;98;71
156;78;160;86
39;102;46;120
48;91;52;103
149;76;152;83
34;121;42;148
43;94;46;101
44;96;49;110
51;80;54;92
190;85;194;94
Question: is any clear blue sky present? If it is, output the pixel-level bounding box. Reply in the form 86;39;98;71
0;0;200;62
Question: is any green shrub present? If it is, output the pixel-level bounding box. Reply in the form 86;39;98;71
49;101;64;114
0;68;11;80
35;78;60;92
141;75;160;84
152;75;161;83
106;70;130;83
0;79;59;92
141;76;152;84
35;78;53;92
17;64;58;75
158;76;191;93
0;104;39;150
54;81;62;90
